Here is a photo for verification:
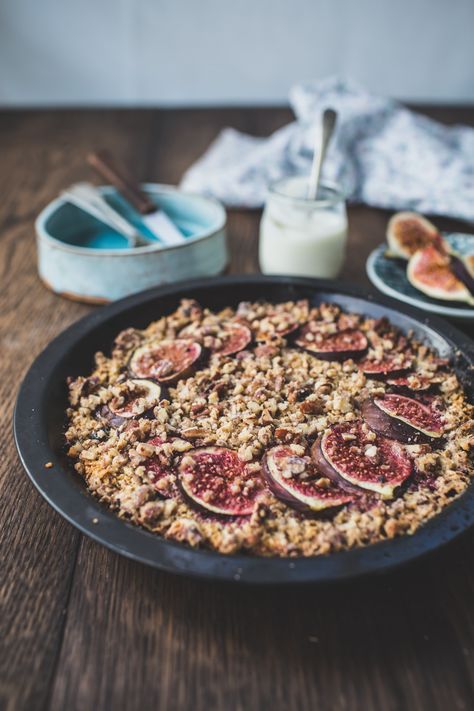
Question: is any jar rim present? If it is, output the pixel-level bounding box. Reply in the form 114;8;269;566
268;176;346;207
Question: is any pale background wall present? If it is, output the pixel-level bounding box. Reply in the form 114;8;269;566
1;0;473;107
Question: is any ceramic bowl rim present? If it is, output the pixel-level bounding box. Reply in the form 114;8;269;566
35;183;227;257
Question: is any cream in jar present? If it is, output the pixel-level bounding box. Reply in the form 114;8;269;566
259;177;347;278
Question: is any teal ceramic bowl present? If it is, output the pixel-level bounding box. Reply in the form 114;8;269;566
36;184;228;303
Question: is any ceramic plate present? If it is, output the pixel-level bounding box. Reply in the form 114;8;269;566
367;233;474;321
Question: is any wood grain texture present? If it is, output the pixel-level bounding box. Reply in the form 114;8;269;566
0;106;473;711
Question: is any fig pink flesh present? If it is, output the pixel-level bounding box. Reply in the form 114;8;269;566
321;421;413;497
359;356;412;377
387;212;440;259
216;323;252;356
408;245;471;301
263;445;353;511
295;324;368;358
374;394;444;437
179;447;263;516
130;340;201;382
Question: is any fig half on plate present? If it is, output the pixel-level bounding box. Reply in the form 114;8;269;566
362;394;444;443
386;212;442;260
129;339;203;383
262;445;353;512
316;421;413;498
407;245;474;305
178;447;263;516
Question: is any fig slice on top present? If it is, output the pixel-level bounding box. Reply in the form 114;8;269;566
129;339;202;383
108;379;163;419
363;393;444;443
386;373;436;393
386;212;442;260
178;447;263;516
359;355;413;378
317;421;413;498
295;323;368;361
262;445;353;512
179;321;252;356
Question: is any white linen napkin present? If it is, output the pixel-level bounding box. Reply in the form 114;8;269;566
180;77;474;222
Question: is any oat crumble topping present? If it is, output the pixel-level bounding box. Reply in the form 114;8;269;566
65;299;474;557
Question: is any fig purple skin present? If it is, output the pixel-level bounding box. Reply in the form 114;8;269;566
178;447;264;516
361;399;421;443
295;325;368;361
372;394;444;439
98;405;127;429
129;340;203;384
262;445;353;512
310;440;363;495
362;395;444;443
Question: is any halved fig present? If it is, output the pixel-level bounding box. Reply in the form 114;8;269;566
295;324;368;361
364;394;444;442
386;212;442;259
108;379;163;419
407;245;474;304
318;421;413;498
180;321;252;356
359;355;413;378
386;373;436;393
146;436;177;498
262;445;353;512
178;447;263;516
129;340;202;383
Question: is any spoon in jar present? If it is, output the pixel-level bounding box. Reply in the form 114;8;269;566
307;108;337;200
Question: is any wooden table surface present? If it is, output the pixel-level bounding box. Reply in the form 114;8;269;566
1;106;473;711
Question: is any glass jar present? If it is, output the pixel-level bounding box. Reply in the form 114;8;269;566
259;176;348;278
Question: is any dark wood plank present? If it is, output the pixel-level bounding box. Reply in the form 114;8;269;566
0;109;157;711
0;105;473;711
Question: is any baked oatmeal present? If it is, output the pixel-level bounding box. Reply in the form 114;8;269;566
65;298;474;557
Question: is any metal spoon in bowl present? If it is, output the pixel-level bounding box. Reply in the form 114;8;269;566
307;108;337;201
